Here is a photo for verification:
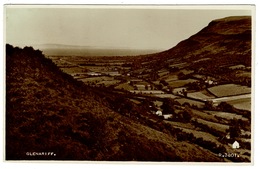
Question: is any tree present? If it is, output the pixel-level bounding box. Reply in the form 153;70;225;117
160;79;168;86
217;102;235;112
157;84;163;90
229;126;241;138
133;86;138;90
177;72;186;80
150;85;154;90
228;118;241;138
145;85;148;90
182;89;187;97
161;98;175;115
150;72;159;81
185;81;202;90
181;110;192;122
204;100;214;110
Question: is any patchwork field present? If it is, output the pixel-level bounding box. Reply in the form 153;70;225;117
79;76;115;84
236;71;251;78
165;121;196;130
61;67;86;74
226;97;251;111
164;75;178;82
169;62;188;69
210;94;251;111
228;64;245;69
187;90;216;100
208;84;251;97
80;65;106;72
97;80;120;86
129;90;165;94
188;108;220;123
130;99;142;104
151;94;178;99
158;70;170;77
172;125;221;144
204;110;248;121
168;79;198;88
153;100;163;108
197;118;229;133
115;82;134;90
180;69;194;75
175;98;205;108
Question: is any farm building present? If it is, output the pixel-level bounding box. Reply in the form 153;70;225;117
205;79;214;85
232;141;240;149
163;114;173;120
86;72;101;76
226;133;231;139
155;110;163;116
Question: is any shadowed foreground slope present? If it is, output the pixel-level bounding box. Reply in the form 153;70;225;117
5;45;223;161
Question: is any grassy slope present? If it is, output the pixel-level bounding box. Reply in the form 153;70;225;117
5;45;223;161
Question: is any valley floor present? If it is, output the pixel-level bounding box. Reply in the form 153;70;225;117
48;55;252;162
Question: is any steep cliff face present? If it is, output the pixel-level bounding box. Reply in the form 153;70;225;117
5;45;222;161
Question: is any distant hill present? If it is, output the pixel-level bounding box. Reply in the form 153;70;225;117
139;16;251;71
5;44;223;161
33;44;161;56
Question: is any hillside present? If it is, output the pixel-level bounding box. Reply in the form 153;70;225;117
5;44;224;161
139;16;251;73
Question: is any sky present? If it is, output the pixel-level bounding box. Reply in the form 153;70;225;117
5;5;252;50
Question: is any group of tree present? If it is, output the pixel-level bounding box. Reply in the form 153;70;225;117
226;118;244;139
161;98;192;122
177;72;187;80
175;130;227;157
161;98;176;115
159;79;169;86
203;101;251;120
185;81;206;90
191;119;224;138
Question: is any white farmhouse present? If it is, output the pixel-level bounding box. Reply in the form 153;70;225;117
205;79;214;85
232;141;240;149
155;110;163;116
226;133;231;139
163;114;173;120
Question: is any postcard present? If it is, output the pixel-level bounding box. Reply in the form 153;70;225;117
4;4;255;163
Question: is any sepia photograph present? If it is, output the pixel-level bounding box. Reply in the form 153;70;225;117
4;4;254;162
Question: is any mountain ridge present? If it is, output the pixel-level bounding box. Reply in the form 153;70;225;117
138;16;251;71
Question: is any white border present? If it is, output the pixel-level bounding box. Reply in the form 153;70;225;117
1;1;259;169
0;0;258;4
